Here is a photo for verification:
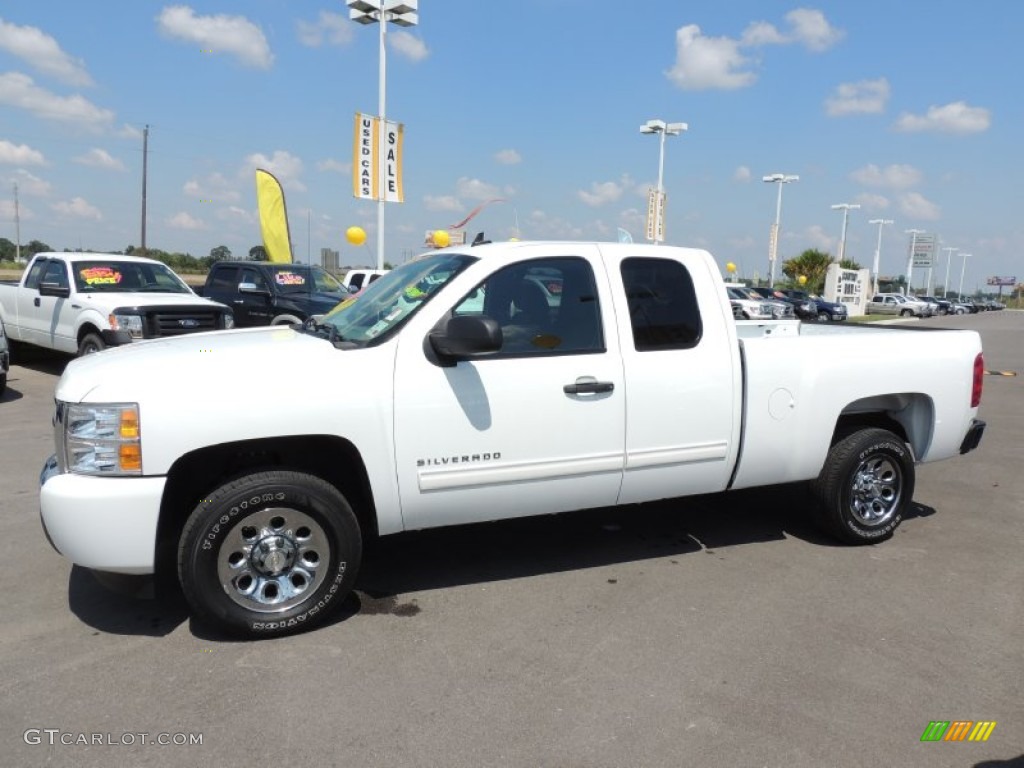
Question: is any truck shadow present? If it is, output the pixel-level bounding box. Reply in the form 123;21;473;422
66;486;939;639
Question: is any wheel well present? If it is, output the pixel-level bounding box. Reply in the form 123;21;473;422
77;323;101;344
154;435;377;582
831;393;934;458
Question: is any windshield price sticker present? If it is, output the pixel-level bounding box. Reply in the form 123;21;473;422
275;272;306;286
80;267;122;285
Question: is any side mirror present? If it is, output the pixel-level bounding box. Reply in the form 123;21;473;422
429;315;502;362
39;282;71;299
238;282;269;295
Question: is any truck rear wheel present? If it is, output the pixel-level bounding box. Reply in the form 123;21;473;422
810;428;914;544
177;470;361;638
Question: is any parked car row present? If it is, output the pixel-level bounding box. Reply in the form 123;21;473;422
866;293;935;317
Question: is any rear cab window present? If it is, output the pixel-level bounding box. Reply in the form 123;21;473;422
620;257;702;351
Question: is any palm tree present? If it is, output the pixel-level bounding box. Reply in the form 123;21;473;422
782;249;833;293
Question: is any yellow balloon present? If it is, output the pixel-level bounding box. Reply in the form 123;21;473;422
432;229;450;248
346;226;366;246
726;262;737;273
798;275;807;285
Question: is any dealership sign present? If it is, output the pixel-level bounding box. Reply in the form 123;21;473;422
986;276;1016;286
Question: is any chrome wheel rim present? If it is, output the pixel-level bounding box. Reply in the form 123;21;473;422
849;454;902;526
216;507;331;613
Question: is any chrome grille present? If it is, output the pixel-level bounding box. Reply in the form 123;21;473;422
147;310;221;337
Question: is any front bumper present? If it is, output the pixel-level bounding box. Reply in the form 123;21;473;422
39;455;165;574
959;419;986;455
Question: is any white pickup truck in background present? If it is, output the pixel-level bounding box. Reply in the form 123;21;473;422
39;240;986;637
0;252;233;357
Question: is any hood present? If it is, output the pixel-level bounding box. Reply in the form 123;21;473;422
55;326;334;403
78;291;227;311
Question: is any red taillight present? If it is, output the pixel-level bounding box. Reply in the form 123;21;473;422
971;353;984;408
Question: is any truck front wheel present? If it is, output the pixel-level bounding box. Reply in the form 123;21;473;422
810;428;914;544
177;470;361;638
78;332;105;356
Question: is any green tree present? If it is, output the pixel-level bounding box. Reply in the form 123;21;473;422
781;248;833;294
839;258;863;271
26;239;52;257
0;237;14;262
209;245;232;262
249;245;268;261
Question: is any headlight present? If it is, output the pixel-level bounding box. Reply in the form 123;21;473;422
109;312;144;339
64;403;142;475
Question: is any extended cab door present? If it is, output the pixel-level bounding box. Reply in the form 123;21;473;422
392;246;625;530
607;251;740;504
17;258;76;351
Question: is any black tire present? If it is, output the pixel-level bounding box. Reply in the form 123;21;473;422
0;373;6;398
177;470;362;638
810;428;914;544
816;311;830;323
78;332;105;356
900;309;912;317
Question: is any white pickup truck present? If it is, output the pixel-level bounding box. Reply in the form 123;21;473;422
39;241;986;638
0;252;233;356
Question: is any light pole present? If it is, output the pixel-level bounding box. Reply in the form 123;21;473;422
867;218;893;296
957;253;973;300
831;203;860;263
904;228;924;295
763;173;798;288
348;0;419;270
640;119;687;244
941;246;958;298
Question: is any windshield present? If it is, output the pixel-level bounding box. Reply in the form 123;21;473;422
267;265;347;295
321;252;476;344
72;260;191;294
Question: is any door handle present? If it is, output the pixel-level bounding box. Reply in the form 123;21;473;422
34;297;40;307
563;378;614;395
233;299;245;304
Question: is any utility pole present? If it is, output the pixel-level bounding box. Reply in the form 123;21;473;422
140;124;149;256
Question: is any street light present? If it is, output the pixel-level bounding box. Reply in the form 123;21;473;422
904;228;925;295
763;173;798;288
640;119;687;243
868;218;893;296
941;246;958;298
958;253;973;300
348;0;419;270
831;203;861;263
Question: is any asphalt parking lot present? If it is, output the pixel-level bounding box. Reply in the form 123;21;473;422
1;313;1021;768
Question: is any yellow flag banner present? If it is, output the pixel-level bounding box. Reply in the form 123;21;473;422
255;169;293;263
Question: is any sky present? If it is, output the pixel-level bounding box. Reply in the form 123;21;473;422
0;1;1021;293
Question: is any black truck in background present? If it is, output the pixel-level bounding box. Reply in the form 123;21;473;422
199;262;351;327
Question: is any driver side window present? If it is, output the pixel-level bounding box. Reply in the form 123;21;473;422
452;257;604;356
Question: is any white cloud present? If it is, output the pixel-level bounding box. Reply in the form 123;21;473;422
850;163;921;189
183;172;241;203
0;18;93;86
0;199;33;220
117;124;143;140
734;165;752;182
424;195;462;212
893;101;991;134
825;78;890;116
854;193;891;211
317;158;350;173
167;211;205;230
389;30;429;62
455;177;501;201
495;149;522;166
243;150;305;192
0;139;46;165
899;192;941;220
74;148;125;171
157;5;273;70
296;11;353;47
578;180;624;208
785;9;844;52
740;21;787;47
666;24;755;90
0;72;113;127
804;224;833;251
52;196;102;220
216;206;254;224
9;169;51;196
